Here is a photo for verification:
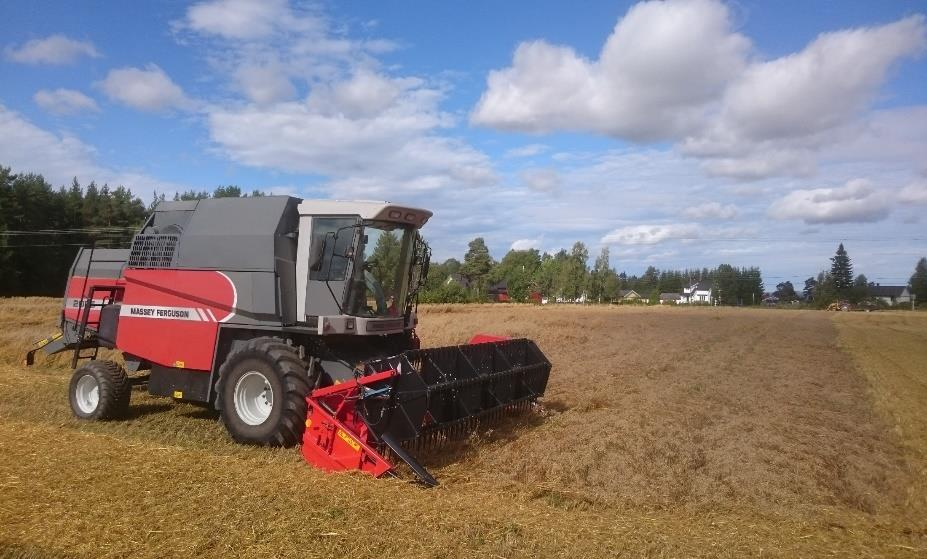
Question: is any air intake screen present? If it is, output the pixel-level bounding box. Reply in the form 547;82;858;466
128;234;178;268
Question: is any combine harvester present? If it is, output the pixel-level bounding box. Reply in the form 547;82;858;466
27;197;550;485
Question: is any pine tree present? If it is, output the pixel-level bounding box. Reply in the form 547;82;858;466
713;264;738;305
0;165;149;296
369;230;402;295
830;243;853;295
213;185;242;198
462;237;493;295
803;277;817;302
911;257;927;307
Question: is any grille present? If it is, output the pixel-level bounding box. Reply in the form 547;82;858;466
128;234;178;268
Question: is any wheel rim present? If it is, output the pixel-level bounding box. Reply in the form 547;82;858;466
233;371;274;426
75;375;100;414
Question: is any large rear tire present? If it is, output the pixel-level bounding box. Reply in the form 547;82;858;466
217;338;311;447
68;360;131;420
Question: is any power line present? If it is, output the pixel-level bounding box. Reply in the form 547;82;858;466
1;242;127;249
0;227;137;236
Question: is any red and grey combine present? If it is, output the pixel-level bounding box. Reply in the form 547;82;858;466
26;197;551;485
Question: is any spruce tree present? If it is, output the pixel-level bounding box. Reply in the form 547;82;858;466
911;257;927;307
830;243;853;294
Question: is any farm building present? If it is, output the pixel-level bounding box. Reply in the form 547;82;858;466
617;289;644;303
487;280;509;302
680;281;713;304
445;273;470;289
868;285;912;305
659;293;681;304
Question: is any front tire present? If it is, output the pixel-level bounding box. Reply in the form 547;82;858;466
68;360;131;420
217;338;311;447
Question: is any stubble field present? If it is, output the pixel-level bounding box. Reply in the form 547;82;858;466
1;299;925;558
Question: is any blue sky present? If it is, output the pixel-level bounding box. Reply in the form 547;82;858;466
1;0;925;287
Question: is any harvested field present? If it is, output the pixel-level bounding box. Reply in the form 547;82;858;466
1;298;926;558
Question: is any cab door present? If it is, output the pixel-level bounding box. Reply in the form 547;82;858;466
305;216;358;318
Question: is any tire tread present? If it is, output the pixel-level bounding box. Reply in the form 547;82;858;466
216;337;312;447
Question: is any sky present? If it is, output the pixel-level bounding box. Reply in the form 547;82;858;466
1;0;925;288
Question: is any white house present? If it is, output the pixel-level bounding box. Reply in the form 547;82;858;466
617;289;645;303
554;292;588;304
680;281;713;304
869;285;912;306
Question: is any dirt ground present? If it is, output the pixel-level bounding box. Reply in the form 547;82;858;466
1;299;925;558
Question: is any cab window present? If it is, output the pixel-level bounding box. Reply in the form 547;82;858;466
309;217;357;281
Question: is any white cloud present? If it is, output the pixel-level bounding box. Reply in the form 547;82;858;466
600;220;757;247
307;70;412;118
0;104;184;198
601;223;703;245
510;239;541;251
169;1;501;260
699;149;818;181
234;62;295;104
768;179;891;224
520;168;560;193
505;143;548;158
823;106;927;166
33;89;100;115
685;14;926;178
5;34;100;65
182;0;311;40
682;202;738;220
207;71;493;190
899;179;927;204
178;0;393;88
471;0;749;140
473;0;926;181
720;16;925;142
97;65;191;112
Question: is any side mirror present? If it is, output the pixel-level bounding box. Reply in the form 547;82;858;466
309;237;326;271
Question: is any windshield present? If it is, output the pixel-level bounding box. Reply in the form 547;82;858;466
345;221;414;318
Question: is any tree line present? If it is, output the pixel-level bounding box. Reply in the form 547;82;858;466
4;165;923;307
788;243;927;308
0;167;149;295
0;165;258;296
419;237;765;306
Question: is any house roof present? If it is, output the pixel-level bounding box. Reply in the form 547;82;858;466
660;292;681;300
618;289;641;298
446;273;470;289
869;285;908;297
488;279;508;294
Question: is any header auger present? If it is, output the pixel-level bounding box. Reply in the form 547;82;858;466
27;196;551;485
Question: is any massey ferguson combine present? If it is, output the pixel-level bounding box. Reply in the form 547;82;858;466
27;196;550;485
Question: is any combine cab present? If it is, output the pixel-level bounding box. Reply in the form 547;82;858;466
27;196;551;484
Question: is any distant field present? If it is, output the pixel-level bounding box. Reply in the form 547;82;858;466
1;299;925;558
